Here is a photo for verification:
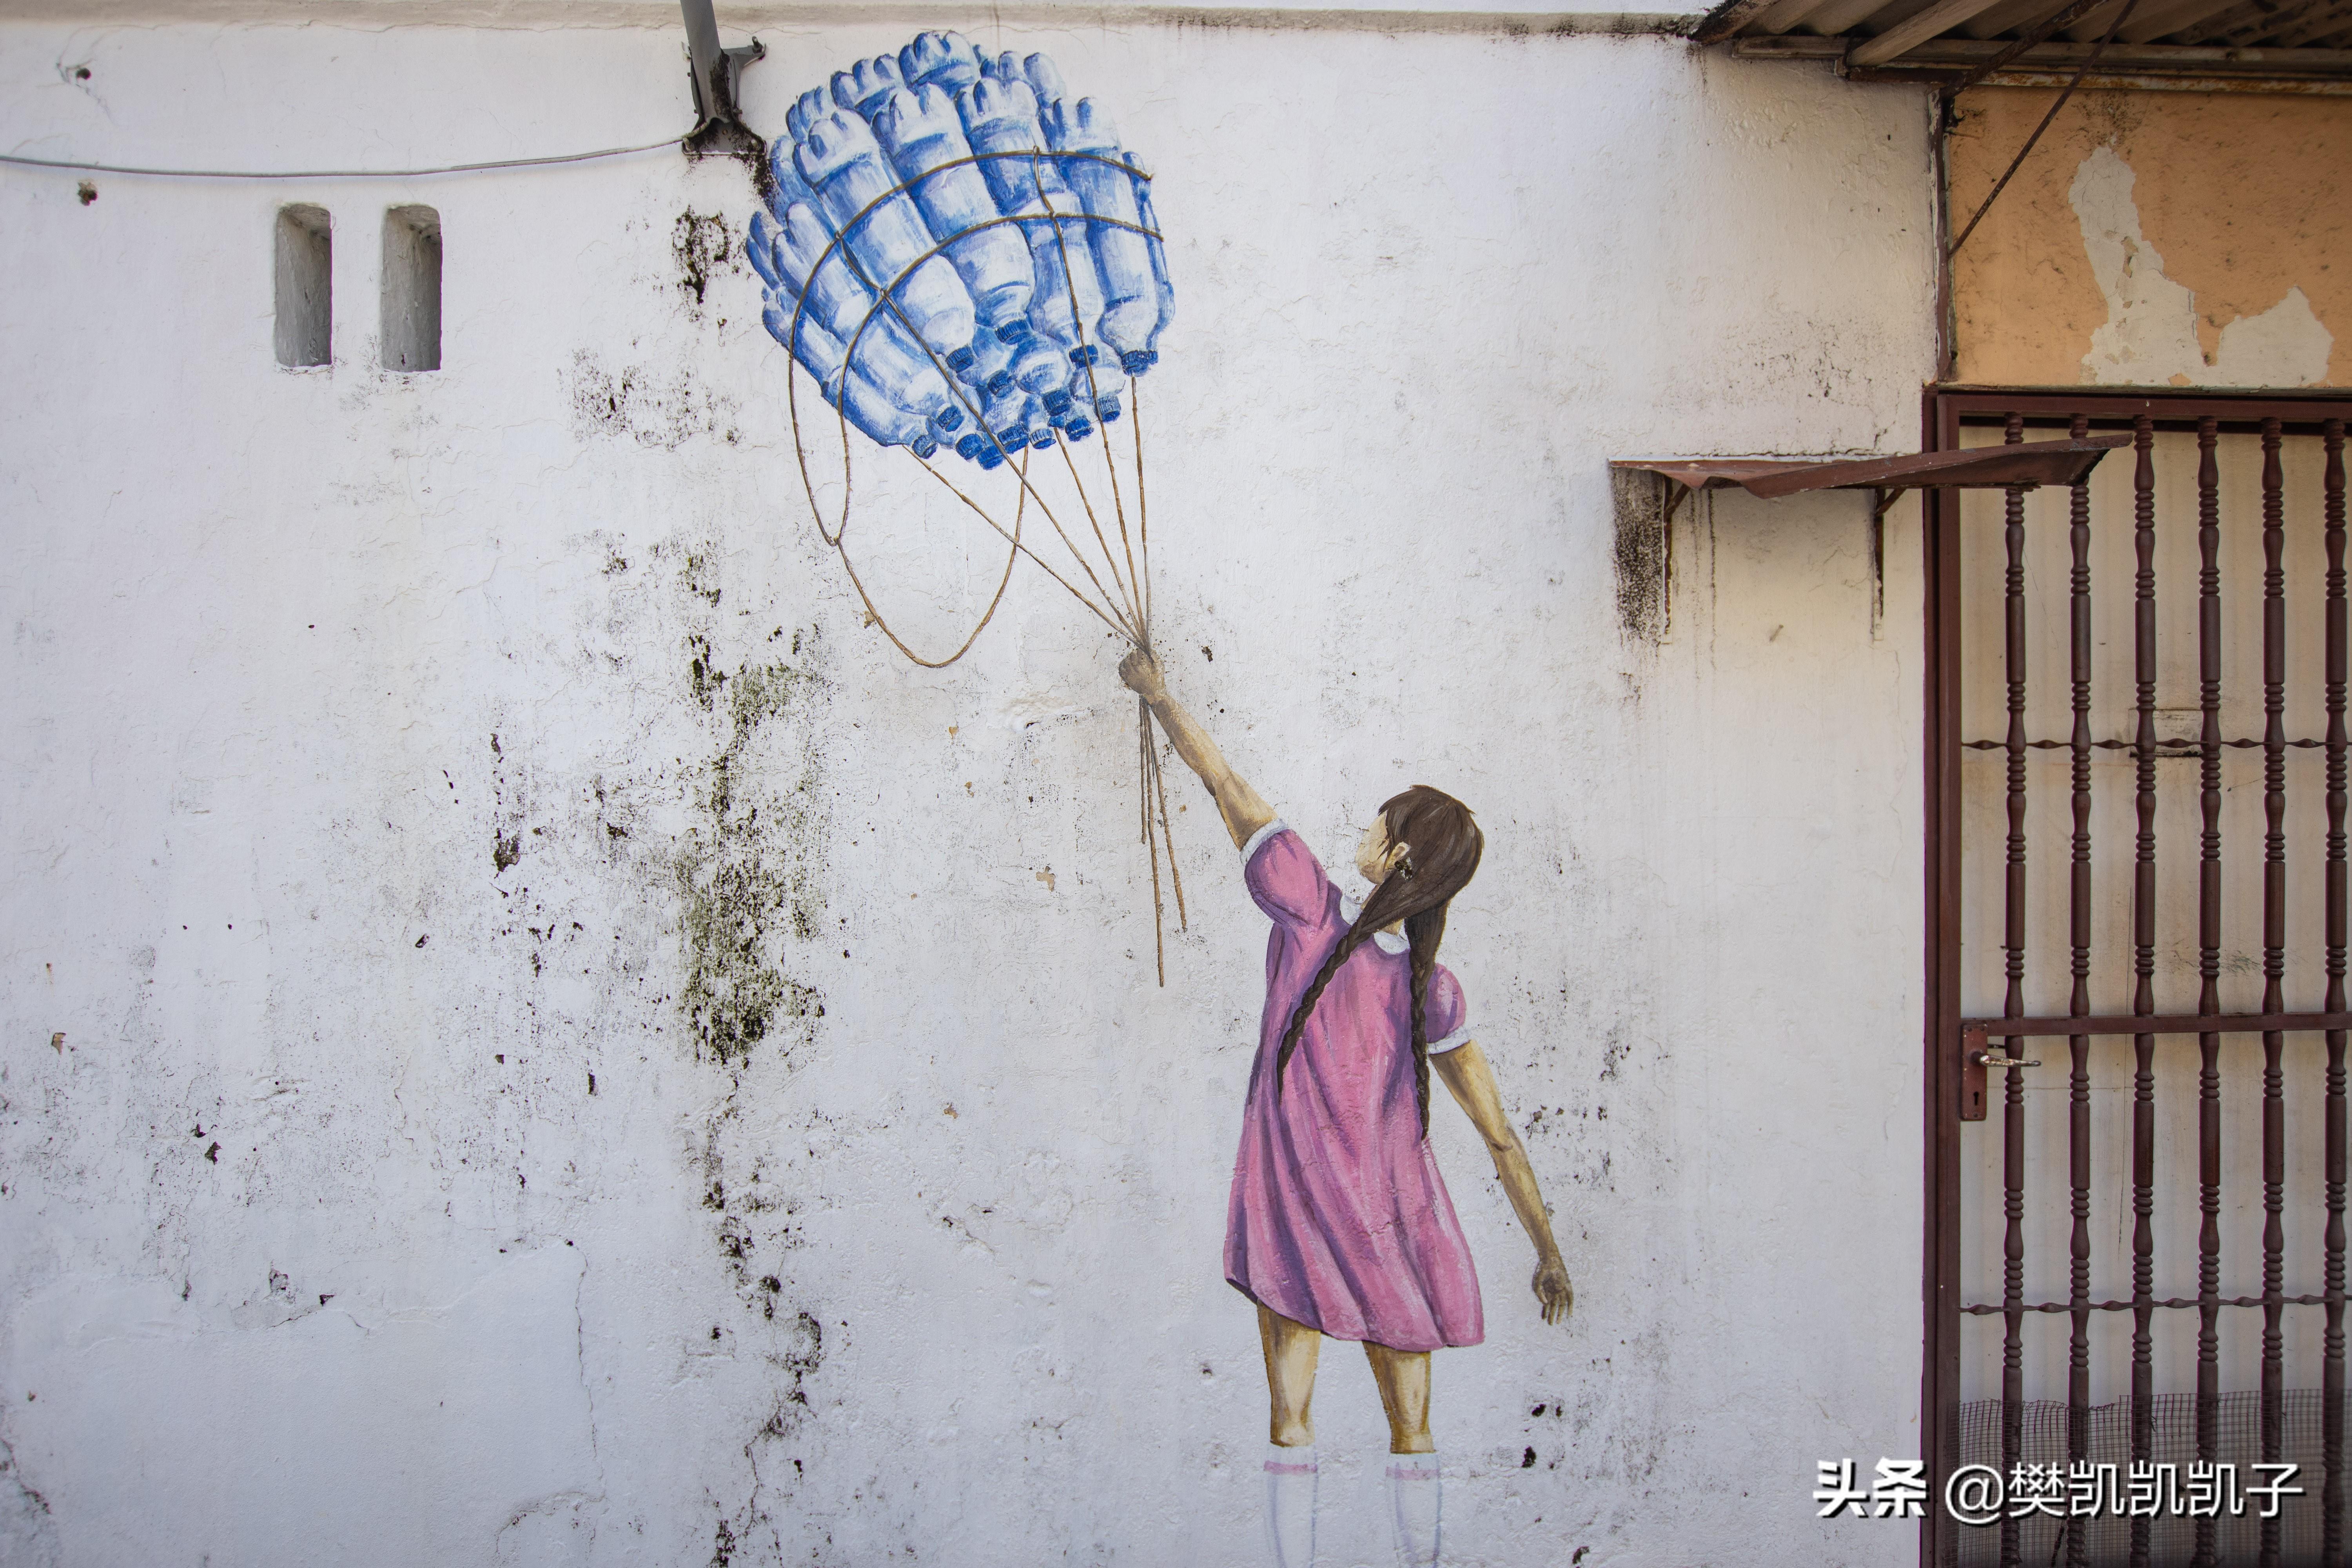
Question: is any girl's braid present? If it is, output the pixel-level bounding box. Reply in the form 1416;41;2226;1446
1403;904;1448;1136
1274;915;1379;1099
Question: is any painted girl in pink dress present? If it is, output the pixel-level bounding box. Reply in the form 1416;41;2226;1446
1119;650;1573;1568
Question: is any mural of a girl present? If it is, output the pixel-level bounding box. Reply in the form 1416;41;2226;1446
1118;650;1573;1568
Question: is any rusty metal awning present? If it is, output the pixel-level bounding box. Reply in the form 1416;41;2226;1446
1692;0;2352;89
1612;435;2128;515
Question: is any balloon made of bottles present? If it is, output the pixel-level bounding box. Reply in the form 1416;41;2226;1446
753;36;1172;468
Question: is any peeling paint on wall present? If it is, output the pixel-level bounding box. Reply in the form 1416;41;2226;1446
2069;145;2332;388
1951;89;2352;387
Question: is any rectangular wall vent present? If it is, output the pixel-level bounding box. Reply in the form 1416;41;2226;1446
382;206;442;373
273;205;332;368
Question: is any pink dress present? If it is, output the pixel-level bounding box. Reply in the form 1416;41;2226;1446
1223;822;1485;1352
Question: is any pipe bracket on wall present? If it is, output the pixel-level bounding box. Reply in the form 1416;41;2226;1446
680;0;764;159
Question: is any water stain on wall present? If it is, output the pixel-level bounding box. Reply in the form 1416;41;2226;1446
642;543;844;1563
1609;468;1670;647
565;350;742;450
672;211;742;323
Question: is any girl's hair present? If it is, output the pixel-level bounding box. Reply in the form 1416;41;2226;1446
1273;785;1483;1135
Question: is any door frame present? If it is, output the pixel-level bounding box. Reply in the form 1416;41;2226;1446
1917;385;2352;1566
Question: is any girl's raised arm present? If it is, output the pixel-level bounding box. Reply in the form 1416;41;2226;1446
1121;649;1275;851
1432;1042;1574;1325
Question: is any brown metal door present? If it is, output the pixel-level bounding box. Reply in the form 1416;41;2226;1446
1925;390;2352;1567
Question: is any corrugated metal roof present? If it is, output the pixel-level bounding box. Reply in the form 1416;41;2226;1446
1692;0;2352;85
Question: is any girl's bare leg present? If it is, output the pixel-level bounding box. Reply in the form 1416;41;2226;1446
1256;1307;1323;1568
1368;1344;1442;1566
1364;1342;1434;1454
1257;1304;1321;1446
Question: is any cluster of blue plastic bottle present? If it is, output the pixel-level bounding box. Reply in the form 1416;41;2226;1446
746;33;1175;469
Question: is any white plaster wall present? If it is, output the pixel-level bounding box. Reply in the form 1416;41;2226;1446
0;16;1937;1566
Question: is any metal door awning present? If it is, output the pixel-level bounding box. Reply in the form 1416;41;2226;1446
1612;434;2127;518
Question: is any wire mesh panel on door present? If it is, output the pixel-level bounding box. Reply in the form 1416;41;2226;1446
1925;391;2352;1568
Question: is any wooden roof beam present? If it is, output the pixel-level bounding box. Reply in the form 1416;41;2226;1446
2272;1;2352;44
2200;0;2338;44
1690;0;1781;44
2178;0;2298;36
2053;0;2133;36
1961;0;2075;38
1851;0;2010;61
1806;0;1909;34
1744;0;1841;32
2116;0;2249;39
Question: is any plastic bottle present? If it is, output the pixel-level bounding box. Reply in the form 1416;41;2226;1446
963;327;1018;399
1125;152;1174;368
1024;397;1058;450
916;210;1071;406
765;136;823;216
795;107;977;374
955;78;1113;378
1014;335;1072;413
830;56;903;118
1022;53;1069;111
1025;196;1109;368
869;85;1035;341
963;379;1031;469
957;81;1087;323
956;76;1086;329
761;295;936;458
1068;355;1125;426
899;32;983;95
757;204;967;444
754;225;966;449
1038;96;1160;375
954;76;1054;225
783;88;833;145
984;381;1031;453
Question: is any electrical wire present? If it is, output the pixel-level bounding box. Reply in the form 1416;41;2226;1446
0;135;686;181
1946;0;2143;259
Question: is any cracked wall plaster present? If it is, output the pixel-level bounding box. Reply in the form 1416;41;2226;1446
2;16;1936;1567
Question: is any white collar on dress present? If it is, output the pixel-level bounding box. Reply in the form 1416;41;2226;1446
1338;892;1410;955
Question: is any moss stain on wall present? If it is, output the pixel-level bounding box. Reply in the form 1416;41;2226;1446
675;624;829;1067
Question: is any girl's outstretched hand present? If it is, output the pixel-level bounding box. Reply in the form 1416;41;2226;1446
1533;1257;1573;1325
1120;647;1167;704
